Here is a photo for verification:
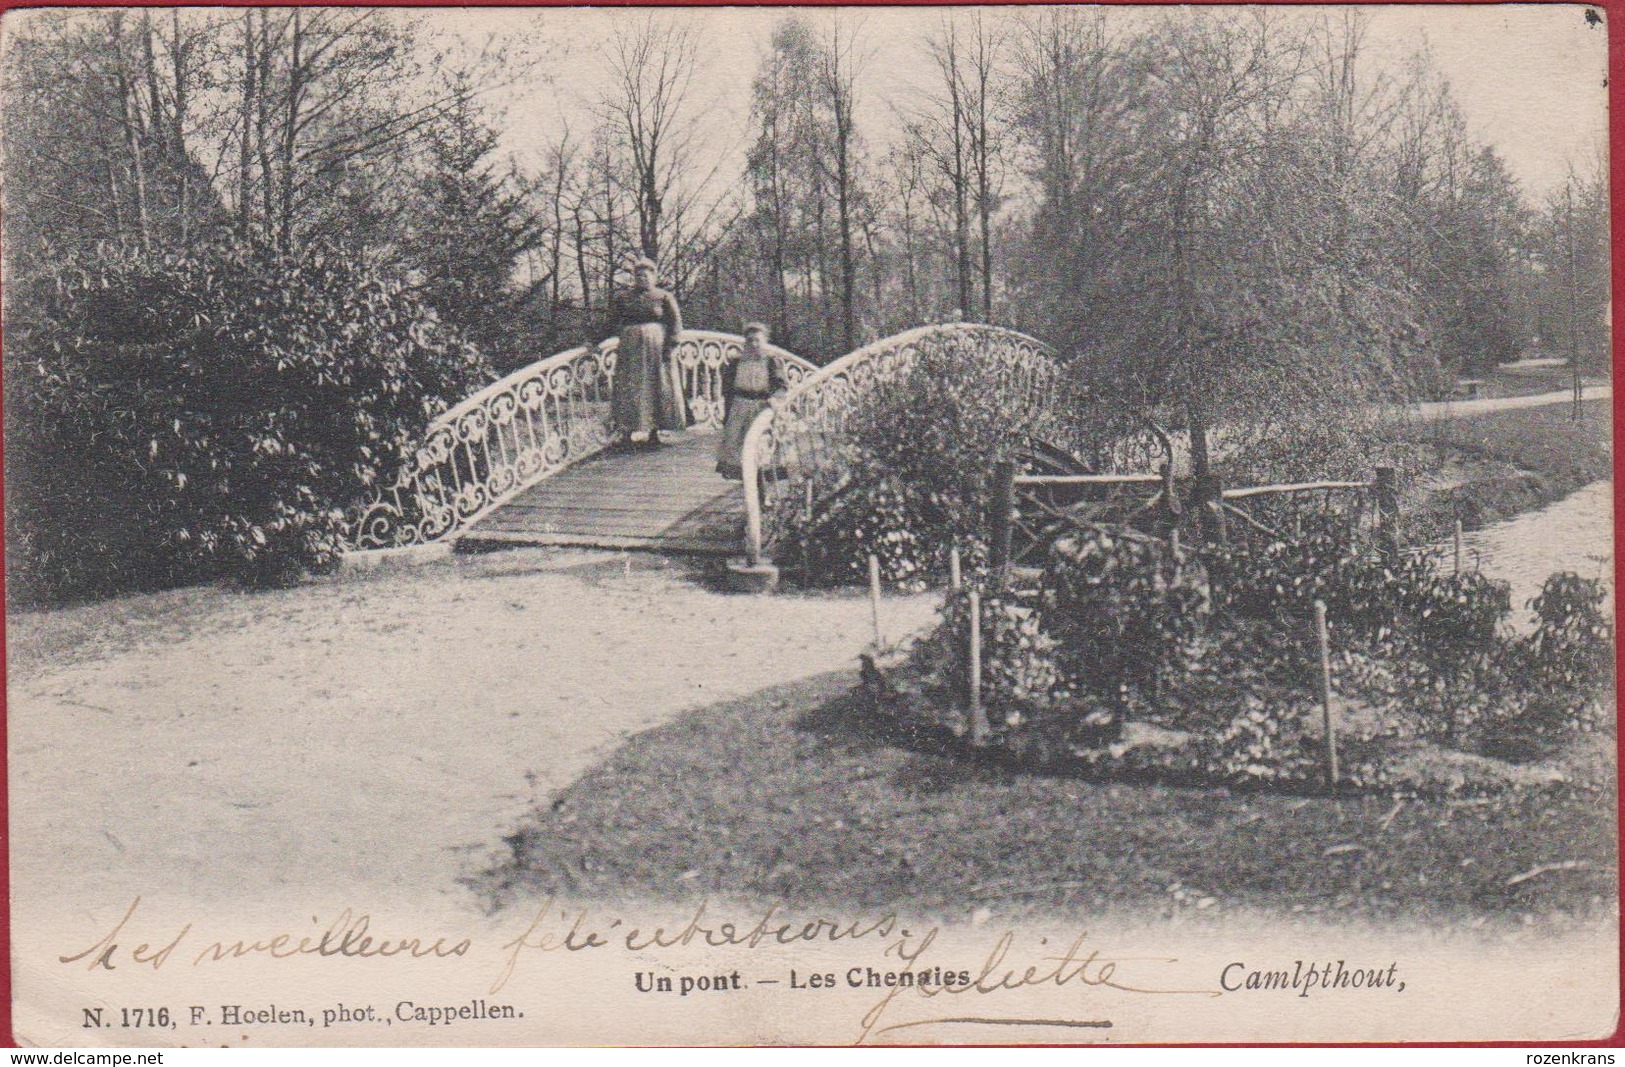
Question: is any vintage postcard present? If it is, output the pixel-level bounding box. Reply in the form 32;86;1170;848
3;3;1616;1048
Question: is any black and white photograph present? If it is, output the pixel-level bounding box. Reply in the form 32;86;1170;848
2;3;1615;1047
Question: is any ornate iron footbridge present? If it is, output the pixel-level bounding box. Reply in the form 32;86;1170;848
346;323;1129;564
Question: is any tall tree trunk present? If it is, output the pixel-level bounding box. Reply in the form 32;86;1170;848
639;164;660;260
141;14;163;155
170;10;191;249
835;128;856;351
601;154;617;304
825;26;859;352
972;23;995;324
255;12;275;245
978;150;993;323
1186;388;1212;484
767;112;790;341
549;162;567;312
572;201;592;313
107;159;126;234
951;112;971;316
276;9;304;252
112;27;151;252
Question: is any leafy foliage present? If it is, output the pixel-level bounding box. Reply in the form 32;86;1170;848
403;75;545;364
782;338;1074;587
1042;526;1211;712
793;475;946;589
1528;574;1615;690
6;242;490;602
895;505;1610;791
1218;407;1402;485
1506;573;1617;735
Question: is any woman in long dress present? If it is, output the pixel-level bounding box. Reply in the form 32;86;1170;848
716;322;787;480
610;257;686;447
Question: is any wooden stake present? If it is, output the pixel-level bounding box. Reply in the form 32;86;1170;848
1453;518;1463;575
949;545;962;590
1375;466;1400;556
1195;473;1227;546
1315;599;1339;792
968;589;986;745
868;554;882;648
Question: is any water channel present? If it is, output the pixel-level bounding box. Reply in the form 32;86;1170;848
1450;480;1614;630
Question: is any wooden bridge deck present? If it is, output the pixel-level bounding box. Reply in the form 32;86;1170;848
460;430;744;555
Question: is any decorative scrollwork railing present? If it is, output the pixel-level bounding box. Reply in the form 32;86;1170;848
739;323;1084;566
348;330;815;550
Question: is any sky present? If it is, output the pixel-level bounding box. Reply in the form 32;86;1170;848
432;4;1609;204
1368;4;1609;197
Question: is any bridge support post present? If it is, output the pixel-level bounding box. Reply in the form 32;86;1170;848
725;557;780;593
988;460;1016;589
729;473;780;593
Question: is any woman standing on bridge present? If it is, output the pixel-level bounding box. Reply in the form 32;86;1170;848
716;322;787;480
610;257;687;447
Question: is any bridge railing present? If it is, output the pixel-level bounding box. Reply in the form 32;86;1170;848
739;323;1083;566
348;330;814;551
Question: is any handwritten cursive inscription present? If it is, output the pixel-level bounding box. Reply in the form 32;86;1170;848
61;896;1221;1044
855;929;1219;1043
491;894;904;994
58;898;189;972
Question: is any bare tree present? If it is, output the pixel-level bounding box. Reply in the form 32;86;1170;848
819;14;868;351
961;11;1007;323
914;15;975;319
542;123;580;312
598;15;702;263
742;14;875;355
746;32;798;335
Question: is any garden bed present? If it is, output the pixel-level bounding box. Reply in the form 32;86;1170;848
480;670;1616;928
846;512;1614;805
856;645;1596;799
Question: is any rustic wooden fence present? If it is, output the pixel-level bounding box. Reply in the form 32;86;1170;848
954;461;1404;788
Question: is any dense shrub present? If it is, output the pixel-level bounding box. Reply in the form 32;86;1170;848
6;242;490;602
1497;573;1617;736
1527;573;1615;693
920;588;1072;718
1209;696;1324;788
792;473;955;590
896;505;1608;789
1203;521;1520;742
1206;519;1512;657
1219;403;1398;485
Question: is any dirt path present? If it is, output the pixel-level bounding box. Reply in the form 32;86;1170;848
7;550;940;916
1410;383;1611;420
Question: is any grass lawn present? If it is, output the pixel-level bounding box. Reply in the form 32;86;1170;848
1411;398;1612;485
480;670;1616;931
